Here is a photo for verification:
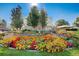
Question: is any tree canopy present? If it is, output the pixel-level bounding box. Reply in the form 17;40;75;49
56;19;69;26
40;9;47;28
27;6;48;29
11;5;23;29
27;6;39;28
74;17;79;27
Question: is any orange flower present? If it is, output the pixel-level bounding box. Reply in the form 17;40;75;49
42;34;55;40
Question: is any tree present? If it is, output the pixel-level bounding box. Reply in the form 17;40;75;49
2;19;7;27
74;17;79;27
40;9;47;29
11;5;23;30
27;6;39;28
27;13;32;26
56;19;69;26
0;18;7;28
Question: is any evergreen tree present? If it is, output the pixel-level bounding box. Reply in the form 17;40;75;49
27;6;39;28
40;9;47;29
11;5;23;29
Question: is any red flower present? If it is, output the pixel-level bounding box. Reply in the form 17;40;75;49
30;41;37;50
10;37;20;48
15;37;20;41
10;41;16;48
67;42;73;47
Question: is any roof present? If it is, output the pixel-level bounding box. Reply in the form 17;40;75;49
57;25;70;28
57;25;79;29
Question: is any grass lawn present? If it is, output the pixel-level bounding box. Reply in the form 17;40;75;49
0;47;79;56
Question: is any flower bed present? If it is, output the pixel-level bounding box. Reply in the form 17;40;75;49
57;30;79;47
0;34;67;53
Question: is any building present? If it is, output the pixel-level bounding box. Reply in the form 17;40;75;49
0;18;8;33
56;25;79;31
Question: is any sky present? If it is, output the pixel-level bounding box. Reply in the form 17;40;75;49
0;3;79;27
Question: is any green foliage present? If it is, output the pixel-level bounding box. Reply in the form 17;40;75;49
56;19;69;26
73;17;79;27
72;35;79;47
27;6;39;28
22;29;28;32
75;29;79;35
40;9;47;28
27;6;47;29
0;47;79;56
11;5;23;29
27;13;32;26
